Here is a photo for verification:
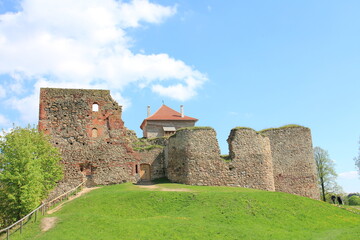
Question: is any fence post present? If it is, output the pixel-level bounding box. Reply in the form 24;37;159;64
0;181;86;239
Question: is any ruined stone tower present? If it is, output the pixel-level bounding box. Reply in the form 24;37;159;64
39;88;139;193
260;126;319;199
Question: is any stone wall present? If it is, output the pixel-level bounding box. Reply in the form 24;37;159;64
260;126;320;199
39;88;140;197
166;127;275;191
136;147;165;180
165;126;318;199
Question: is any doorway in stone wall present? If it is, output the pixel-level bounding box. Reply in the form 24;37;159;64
140;164;151;181
80;162;96;187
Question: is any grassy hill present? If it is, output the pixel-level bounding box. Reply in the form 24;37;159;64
8;182;360;240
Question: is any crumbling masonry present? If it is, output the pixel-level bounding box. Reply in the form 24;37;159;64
39;88;319;200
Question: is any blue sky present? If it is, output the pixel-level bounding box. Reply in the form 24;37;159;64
0;0;359;193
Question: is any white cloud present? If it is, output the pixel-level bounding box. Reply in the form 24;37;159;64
6;91;39;123
111;92;132;111
118;0;176;28
0;0;207;124
338;171;358;180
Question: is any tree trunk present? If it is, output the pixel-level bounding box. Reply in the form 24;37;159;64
320;177;326;201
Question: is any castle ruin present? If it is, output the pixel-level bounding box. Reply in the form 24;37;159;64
39;88;320;200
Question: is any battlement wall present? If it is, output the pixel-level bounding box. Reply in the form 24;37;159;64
260;126;320;199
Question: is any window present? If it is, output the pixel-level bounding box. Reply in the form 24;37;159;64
163;126;176;136
92;103;99;112
92;128;98;138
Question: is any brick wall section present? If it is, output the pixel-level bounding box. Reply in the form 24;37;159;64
227;128;275;191
260;126;320;200
39;88;140;197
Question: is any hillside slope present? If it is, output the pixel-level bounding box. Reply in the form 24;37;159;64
10;183;360;240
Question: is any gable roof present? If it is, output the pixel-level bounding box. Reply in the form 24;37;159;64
140;105;198;129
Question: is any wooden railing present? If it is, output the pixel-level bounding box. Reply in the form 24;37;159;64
0;181;86;240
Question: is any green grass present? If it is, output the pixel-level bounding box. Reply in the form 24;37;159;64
232;127;255;131
8;183;360;240
133;145;164;152
259;124;306;133
220;154;231;162
177;126;213;131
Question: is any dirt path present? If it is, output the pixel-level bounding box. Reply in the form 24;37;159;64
47;187;100;214
40;217;57;232
136;184;192;192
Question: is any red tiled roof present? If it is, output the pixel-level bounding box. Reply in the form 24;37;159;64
140;105;198;129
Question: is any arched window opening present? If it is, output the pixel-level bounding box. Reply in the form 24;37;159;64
92;103;99;112
92;128;98;138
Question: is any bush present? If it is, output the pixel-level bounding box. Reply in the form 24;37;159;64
348;196;360;206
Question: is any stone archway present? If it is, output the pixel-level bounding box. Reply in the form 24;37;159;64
140;164;151;181
79;162;96;187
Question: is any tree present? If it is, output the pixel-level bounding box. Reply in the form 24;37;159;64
0;126;63;225
355;138;360;176
348;195;360;206
314;147;339;202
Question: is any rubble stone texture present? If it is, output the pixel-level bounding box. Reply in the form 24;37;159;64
39;88;319;200
260;126;320;199
227;128;275;191
166;128;275;191
39;88;140;197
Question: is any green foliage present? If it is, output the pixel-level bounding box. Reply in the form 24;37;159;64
0;126;63;225
10;183;360;240
133;145;164;152
348;196;360;206
259;124;305;133
220;154;231;162
132;137;165;152
177;126;213;131
314;146;340;202
232;127;255;131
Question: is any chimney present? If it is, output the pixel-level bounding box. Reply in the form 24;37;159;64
147;106;151;117
180;105;184;118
